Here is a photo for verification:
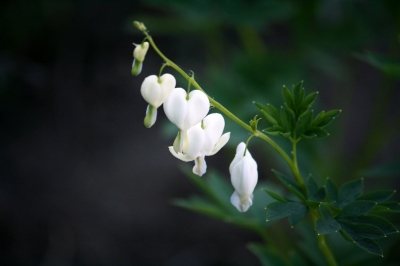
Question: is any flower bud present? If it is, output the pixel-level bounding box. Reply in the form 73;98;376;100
131;42;149;76
140;74;176;128
229;142;258;212
164;88;210;152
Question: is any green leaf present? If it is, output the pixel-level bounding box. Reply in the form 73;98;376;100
265;201;308;226
263;127;283;136
336;178;364;208
303;127;329;139
316;205;341;235
339;221;385;240
296;110;313;136
306;175;325;202
377;201;400;212
354;238;382;256
247;243;288;266
336;200;377;218
260;110;279;126
254;102;282;126
263;189;288;202
292;82;304;111
311;111;325;127
358;190;396;203
339;215;398;236
272;170;306;201
280;106;293;132
301;92;318;111
324;109;342;119
282;86;295;111
325;178;338;203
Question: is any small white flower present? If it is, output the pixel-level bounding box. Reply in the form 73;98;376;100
230;142;258;212
163;88;210;153
169;113;230;176
141;74;176;128
131;42;149;76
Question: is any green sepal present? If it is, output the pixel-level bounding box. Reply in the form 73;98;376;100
263;189;288;202
336;200;377;218
265;201;308;226
316;204;341;235
336;178;364;208
325;178;338;203
272;170;306;201
358;190;396;203
338;215;398;236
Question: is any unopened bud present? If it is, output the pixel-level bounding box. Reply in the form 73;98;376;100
133;21;147;32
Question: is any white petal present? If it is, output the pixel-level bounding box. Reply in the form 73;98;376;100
201;113;225;154
192;156;207;176
133;42;149;62
185;124;205;159
168;146;193;162
182;90;210;130
163;88;187;129
229;142;246;174
230;191;254;212
141;75;163;107
209;132;230;155
159;73;176;102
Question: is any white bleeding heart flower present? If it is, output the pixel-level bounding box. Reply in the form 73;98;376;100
229;142;258;212
169;113;230;176
141;73;176;128
163;88;210;153
131;42;149;76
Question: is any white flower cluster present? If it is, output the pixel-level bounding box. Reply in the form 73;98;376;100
135;47;258;212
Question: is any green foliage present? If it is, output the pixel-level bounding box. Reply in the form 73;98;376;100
254;82;341;141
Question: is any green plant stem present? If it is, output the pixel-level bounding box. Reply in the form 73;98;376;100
140;28;338;266
142;31;293;167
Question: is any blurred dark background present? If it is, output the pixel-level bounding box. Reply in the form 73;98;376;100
1;0;400;265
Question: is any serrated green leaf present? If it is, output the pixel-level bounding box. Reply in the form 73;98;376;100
260;110;279;126
358;190;396;203
336;178;364;208
336;200;377;218
354;238;382;256
247;243;288;266
263;189;287;202
266;201;308;226
316;204;341;235
339;215;398;236
325;178;338;203
272;170;306;201
282;86;295;111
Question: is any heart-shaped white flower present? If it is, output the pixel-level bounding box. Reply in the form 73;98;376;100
140;73;176;128
164;88;210;152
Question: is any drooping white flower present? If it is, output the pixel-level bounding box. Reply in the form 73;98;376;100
169;113;230;176
141;74;176;128
163;88;210;153
230;142;258;212
131;42;149;76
